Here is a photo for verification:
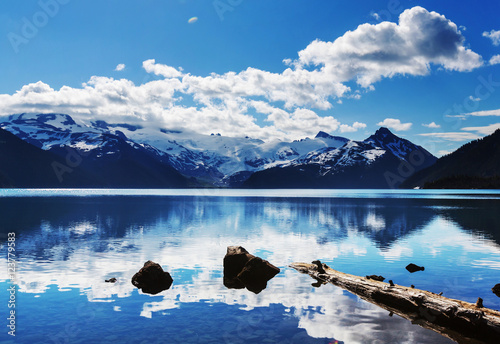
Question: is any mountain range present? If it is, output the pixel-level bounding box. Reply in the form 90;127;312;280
0;113;438;188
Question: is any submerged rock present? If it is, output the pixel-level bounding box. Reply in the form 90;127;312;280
223;246;280;294
405;263;425;273
131;260;173;295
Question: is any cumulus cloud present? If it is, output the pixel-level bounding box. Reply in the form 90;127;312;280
296;6;483;88
115;64;126;71
0;6;483;142
377;118;412;131
483;29;500;46
249;101;351;138
339;121;367;133
142;59;183;78
490;55;500;65
422;122;441;128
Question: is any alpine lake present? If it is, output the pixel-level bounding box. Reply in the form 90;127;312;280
1;189;500;344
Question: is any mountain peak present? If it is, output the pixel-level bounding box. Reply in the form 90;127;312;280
315;131;349;143
315;131;332;139
373;127;394;137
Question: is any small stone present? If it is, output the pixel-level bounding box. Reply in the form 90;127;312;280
411;285;415;288
476;297;484;308
389;280;395;287
105;277;117;283
366;275;385;282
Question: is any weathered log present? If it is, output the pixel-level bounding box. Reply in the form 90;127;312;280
290;262;500;344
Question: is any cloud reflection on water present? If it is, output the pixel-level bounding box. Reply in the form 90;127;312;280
2;194;500;343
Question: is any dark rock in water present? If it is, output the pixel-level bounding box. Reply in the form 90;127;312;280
131;261;173;295
223;246;254;279
223;276;246;290
105;278;117;283
237;256;280;293
492;284;500;297
411;285;415;288
366;275;385;282
223;246;280;294
405;263;425;273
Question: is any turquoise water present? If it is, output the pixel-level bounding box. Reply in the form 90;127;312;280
1;189;500;343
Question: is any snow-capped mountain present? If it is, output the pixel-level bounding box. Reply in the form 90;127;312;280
0;113;436;188
0;114;188;188
244;128;437;188
0;113;350;186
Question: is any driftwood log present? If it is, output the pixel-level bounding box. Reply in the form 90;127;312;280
290;262;500;344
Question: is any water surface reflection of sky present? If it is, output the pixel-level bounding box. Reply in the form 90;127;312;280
2;190;500;343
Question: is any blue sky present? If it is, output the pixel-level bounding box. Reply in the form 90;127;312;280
0;0;499;156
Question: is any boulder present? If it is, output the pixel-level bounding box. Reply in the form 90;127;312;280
405;263;425;273
131;260;173;295
223;246;280;294
105;277;117;283
223;246;254;279
366;275;385;282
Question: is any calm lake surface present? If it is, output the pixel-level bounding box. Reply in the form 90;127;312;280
1;189;500;344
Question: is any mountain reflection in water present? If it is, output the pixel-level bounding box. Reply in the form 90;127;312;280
1;191;500;344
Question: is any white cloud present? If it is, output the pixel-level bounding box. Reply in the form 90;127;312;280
483;29;500;46
115;64;126;72
250;101;343;139
461;123;500;135
371;12;381;21
142;59;183;78
377;118;412;131
463;109;500;117
468;95;480;102
339;121;367;133
422;122;440;128
490;54;500;65
0;6;483;142
296;6;483;88
418;132;481;141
